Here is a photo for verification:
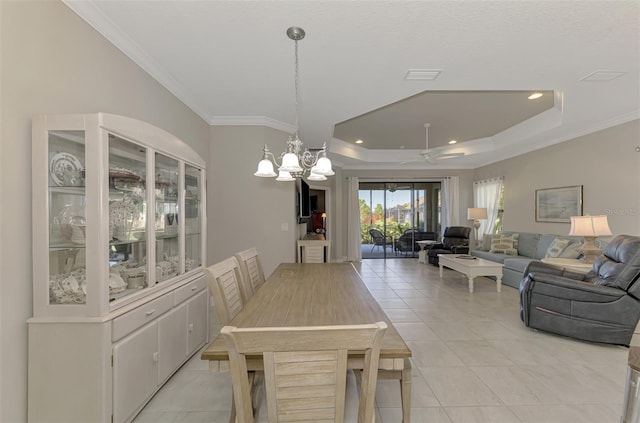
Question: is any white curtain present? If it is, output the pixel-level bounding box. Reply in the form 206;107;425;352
473;177;504;237
346;176;362;262
440;176;459;238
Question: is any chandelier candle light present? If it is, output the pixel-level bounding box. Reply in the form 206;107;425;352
568;215;612;264
254;26;334;181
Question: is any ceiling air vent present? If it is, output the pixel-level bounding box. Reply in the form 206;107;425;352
404;69;442;81
580;70;626;82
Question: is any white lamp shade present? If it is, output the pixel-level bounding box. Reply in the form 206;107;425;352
280;152;303;172
254;159;277;177
307;170;327;181
467;207;488;220
313;156;335;176
569;215;612;237
275;170;295;182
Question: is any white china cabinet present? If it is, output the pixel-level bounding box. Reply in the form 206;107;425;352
28;113;208;423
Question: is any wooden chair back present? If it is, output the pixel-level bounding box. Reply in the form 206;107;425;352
221;322;387;423
234;247;266;298
204;257;245;325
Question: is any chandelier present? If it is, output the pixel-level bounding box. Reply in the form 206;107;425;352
254;26;334;182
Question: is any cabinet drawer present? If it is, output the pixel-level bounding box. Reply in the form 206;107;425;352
173;276;207;305
112;294;173;341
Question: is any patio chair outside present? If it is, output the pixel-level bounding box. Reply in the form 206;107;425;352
369;229;392;252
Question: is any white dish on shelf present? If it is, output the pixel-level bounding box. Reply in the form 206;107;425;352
49;152;82;186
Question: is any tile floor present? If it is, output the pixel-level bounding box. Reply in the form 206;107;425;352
134;259;630;422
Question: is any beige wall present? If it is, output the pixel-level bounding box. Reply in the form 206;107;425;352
473;120;640;236
208;125;298;277
0;2;210;421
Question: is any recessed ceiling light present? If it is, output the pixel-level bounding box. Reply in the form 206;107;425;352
448;140;457;144
528;92;543;100
355;139;363;144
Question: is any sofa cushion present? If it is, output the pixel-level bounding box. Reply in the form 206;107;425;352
479;234;493;251
545;238;572;258
490;233;519;256
471;250;507;263
588;236;640;291
514;232;540;258
503;257;537;274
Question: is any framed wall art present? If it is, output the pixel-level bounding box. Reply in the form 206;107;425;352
535;185;583;223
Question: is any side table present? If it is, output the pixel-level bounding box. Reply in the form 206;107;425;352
416;240;437;264
541;257;592;274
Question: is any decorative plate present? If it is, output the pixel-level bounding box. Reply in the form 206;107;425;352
49;152;82;186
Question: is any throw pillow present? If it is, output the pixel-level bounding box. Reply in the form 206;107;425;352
559;241;583;259
545;238;571;258
489;234;519;256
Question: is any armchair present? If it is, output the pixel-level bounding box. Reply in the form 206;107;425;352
369;229;393;252
427;226;471;265
520;235;640;346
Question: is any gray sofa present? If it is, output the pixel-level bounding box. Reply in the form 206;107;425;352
470;232;583;288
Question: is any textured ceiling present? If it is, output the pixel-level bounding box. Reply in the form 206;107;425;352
63;0;640;169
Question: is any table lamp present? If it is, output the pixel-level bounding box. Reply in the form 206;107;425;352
568;215;612;264
467;207;488;247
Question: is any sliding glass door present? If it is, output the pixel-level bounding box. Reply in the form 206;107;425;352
360;181;441;259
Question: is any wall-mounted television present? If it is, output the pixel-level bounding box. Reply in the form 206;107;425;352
298;179;311;218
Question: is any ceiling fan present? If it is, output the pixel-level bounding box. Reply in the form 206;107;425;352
402;123;466;164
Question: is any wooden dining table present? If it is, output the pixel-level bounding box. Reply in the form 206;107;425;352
201;262;412;422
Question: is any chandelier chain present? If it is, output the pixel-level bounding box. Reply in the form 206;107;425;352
294;38;300;140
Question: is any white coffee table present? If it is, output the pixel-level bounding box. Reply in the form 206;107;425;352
416;240;438;263
438;254;504;293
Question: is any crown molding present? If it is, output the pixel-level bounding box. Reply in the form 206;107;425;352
61;0;211;122
209;116;295;133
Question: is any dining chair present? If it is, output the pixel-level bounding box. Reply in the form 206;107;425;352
234;247;266;299
204;257;246;325
205;257;255;423
221;321;387;423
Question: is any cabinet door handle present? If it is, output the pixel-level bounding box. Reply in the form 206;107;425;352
145;309;156;316
191;286;198;291
153;352;159;363
188;323;194;333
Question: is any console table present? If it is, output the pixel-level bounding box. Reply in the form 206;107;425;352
297;239;331;263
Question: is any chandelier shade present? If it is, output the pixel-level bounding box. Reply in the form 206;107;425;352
280;149;304;173
307;170;327;181
253;26;333;181
276;170;296;182
254;147;277;177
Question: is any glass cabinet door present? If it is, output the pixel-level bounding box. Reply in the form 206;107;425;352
48;130;87;305
184;165;202;271
155;153;180;283
108;135;148;301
